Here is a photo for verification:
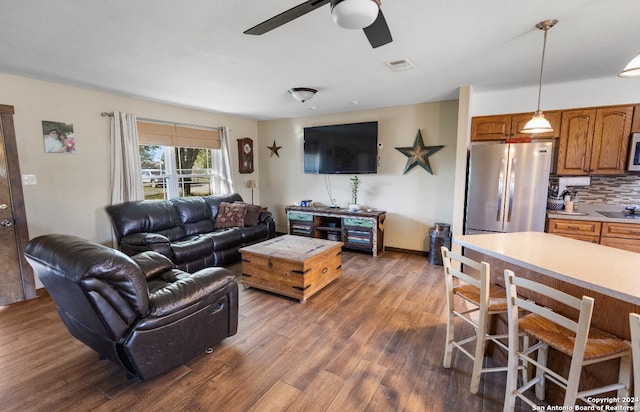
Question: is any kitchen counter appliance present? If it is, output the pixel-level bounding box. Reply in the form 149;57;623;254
465;141;553;234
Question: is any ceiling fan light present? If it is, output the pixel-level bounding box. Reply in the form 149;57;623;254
619;52;640;78
331;0;379;30
520;110;554;134
288;87;317;103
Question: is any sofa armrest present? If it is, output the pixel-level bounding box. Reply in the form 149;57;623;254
147;268;235;317
258;210;273;224
131;251;175;280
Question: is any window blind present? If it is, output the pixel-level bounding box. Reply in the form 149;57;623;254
137;121;221;149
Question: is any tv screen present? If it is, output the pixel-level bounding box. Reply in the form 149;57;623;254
303;121;378;174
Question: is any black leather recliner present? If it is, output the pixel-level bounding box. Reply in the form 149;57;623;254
24;234;238;381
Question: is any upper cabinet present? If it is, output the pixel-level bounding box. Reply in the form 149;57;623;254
631;105;640;133
556;106;633;175
471;111;560;141
470;114;511;140
472;104;636;176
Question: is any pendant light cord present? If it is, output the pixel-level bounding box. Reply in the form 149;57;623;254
536;27;548;112
533;20;557;112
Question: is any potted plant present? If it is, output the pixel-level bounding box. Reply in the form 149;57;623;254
349;176;360;211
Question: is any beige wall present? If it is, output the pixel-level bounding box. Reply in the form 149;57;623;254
1;73;258;250
256;100;460;252
3;71;459;289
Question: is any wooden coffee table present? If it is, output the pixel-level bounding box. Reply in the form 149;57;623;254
239;235;343;302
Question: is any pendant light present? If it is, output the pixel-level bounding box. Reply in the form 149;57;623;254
619;52;640;77
521;20;557;134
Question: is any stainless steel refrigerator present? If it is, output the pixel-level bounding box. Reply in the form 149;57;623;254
465;141;552;234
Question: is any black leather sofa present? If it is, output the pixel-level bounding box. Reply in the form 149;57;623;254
106;193;275;272
24;234;238;381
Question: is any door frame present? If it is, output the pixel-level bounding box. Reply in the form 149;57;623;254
1;104;36;301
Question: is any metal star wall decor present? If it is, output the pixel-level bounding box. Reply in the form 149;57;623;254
268;140;282;158
395;130;444;175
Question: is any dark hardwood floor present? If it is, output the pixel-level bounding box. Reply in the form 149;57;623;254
0;251;526;411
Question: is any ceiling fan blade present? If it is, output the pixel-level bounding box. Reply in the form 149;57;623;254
363;9;392;48
244;0;331;35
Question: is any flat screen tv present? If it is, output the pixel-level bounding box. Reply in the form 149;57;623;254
303;121;378;174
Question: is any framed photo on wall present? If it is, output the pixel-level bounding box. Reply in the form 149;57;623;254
42;120;75;154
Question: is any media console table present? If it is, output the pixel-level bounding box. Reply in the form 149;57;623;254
284;206;386;256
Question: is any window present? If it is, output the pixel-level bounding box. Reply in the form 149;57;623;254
137;121;222;200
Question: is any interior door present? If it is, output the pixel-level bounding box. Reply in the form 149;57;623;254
0;104;35;306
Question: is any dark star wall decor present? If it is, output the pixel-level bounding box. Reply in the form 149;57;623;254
268;140;282;158
395;130;444;175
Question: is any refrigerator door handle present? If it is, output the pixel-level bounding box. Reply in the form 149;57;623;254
496;158;505;221
506;158;516;222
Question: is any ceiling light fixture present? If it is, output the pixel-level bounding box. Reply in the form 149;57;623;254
521;19;557;134
619;52;640;77
331;0;379;30
288;87;317;103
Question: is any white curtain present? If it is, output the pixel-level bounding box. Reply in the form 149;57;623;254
214;126;234;194
110;112;144;204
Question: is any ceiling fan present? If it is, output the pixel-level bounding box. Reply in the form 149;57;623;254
244;0;393;49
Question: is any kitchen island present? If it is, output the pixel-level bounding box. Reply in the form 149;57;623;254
455;231;640;401
455;231;640;306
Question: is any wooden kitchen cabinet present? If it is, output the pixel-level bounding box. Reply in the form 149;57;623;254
547;219;640;251
556;109;595;175
470;115;512;140
547;218;601;243
599;237;640;253
600;222;640;253
631;105;640;133
556;105;633;175
470;111;560;141
591;106;634;174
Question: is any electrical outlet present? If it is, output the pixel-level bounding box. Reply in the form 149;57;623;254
22;174;37;185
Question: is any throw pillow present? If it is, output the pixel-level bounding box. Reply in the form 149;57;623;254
214;202;247;229
235;201;262;226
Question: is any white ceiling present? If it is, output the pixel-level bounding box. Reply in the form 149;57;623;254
1;0;639;121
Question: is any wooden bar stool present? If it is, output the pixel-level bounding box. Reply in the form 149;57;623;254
503;269;631;411
441;246;509;394
629;313;640;411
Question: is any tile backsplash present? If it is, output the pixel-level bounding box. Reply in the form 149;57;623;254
565;175;640;205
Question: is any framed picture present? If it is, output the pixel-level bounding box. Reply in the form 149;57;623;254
42;120;75;154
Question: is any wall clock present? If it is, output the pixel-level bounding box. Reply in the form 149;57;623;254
237;138;254;174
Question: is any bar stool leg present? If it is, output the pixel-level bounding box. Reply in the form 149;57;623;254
522;335;531;385
504;300;520;412
443;296;455;369
617;354;631;405
535;342;547;400
470;310;490;394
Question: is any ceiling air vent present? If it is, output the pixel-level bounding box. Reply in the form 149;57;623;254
385;58;416;72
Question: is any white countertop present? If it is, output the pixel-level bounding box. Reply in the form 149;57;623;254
454;231;640;305
547;203;640;224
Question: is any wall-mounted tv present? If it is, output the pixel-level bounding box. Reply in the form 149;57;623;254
303;121;378;174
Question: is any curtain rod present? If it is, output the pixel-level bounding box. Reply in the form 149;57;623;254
101;112;222;132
